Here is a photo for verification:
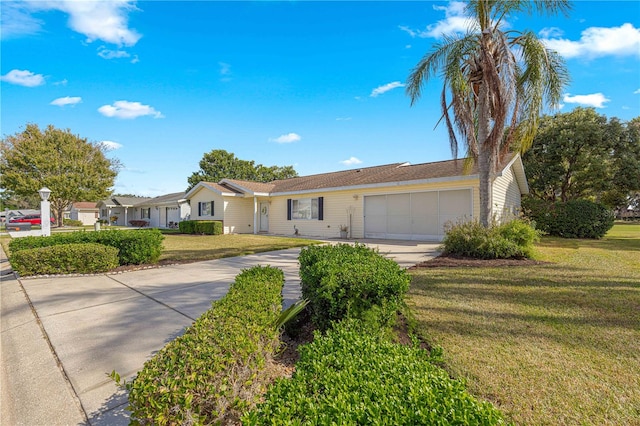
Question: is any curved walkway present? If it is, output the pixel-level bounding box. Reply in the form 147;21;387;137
1;240;439;425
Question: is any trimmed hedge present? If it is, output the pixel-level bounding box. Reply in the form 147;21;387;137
10;243;119;276
298;243;410;332
442;219;540;259
62;219;84;227
8;229;164;265
522;198;614;239
117;266;284;425
244;319;505;425
179;220;223;235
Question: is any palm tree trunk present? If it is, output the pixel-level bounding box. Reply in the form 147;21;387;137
477;81;493;227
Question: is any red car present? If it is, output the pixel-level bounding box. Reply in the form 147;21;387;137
8;214;55;225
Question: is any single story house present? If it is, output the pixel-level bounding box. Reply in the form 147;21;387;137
132;192;191;228
97;193;190;228
97;196;152;226
185;153;529;241
69;202;99;225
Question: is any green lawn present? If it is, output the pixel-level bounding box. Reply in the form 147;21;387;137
408;223;640;425
159;233;320;263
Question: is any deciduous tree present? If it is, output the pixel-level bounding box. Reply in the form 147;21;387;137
0;124;120;226
522;108;640;208
187;149;297;190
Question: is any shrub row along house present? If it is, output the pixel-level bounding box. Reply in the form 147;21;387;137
185;153;529;241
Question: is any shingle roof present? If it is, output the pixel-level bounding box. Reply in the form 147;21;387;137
200;182;245;194
223;179;275;194
268;158;481;193
188;154;523;198
73;202;98;209
135;192;186;206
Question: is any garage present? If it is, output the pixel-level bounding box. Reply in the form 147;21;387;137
364;189;472;240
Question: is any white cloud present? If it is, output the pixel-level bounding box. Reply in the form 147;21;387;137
336;117;352;121
341;157;363;166
634;89;640;95
100;140;123;150
130;55;140;64
399;1;471;39
370;81;405;97
98;47;131;60
269;133;301;144
563;93;610;108
0;69;45;87
98;100;164;119
9;0;141;46
0;2;44;39
219;62;231;75
53;79;68;86
50;96;81;106
543;23;640;58
54;0;141;46
539;27;564;38
219;61;232;82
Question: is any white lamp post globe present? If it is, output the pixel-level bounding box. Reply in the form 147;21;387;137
38;187;51;201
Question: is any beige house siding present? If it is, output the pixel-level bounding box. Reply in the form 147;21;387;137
223;197;255;234
267;178;480;239
492;165;521;223
189;188;225;222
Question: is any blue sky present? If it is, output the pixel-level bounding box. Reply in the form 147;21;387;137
2;1;639;197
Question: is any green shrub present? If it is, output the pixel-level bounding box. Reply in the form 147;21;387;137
442;219;540;259
10;243;119;276
62;219;84;227
8;229;164;265
178;220;223;235
522;197;614;238
298;243;410;332
244;319;505;425
115;266;284;425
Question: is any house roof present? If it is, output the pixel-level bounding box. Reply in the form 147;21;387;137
134;192;187;206
73;202;98;209
186;153;527;198
222;179;276;195
98;196;152;207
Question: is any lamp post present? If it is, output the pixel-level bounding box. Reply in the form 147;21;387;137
39;187;51;237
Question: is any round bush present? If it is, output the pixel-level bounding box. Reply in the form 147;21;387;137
522;198;614;238
299;244;410;331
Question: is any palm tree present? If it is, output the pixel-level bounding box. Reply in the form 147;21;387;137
406;0;571;227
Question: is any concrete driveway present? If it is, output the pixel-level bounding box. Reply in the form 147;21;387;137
1;240;439;425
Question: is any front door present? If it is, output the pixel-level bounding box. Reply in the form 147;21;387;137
259;202;269;232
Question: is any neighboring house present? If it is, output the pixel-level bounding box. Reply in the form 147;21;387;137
185;153;529;241
70;202;99;225
132;192;191;228
97;196;151;226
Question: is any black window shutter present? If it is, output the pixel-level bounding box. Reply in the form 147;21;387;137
198;202;202;216
211;201;214;216
318;197;324;220
287;199;292;220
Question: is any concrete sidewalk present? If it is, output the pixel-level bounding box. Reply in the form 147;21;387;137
1;240;439;425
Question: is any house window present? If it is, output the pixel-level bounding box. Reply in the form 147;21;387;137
141;208;151;219
101;209;108;217
199;201;214;217
288;197;323;220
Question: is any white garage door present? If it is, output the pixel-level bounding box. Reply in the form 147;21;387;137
364;189;472;240
166;207;180;227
